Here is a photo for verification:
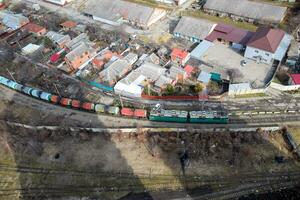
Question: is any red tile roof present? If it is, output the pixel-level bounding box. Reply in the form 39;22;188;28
171;48;189;60
247;27;285;53
290;74;300;85
23;23;45;33
60;20;77;28
205;24;254;45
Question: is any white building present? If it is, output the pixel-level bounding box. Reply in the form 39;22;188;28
244;27;291;64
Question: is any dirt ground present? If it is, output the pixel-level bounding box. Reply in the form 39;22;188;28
0;121;299;200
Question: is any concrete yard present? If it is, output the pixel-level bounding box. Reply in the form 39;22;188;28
199;43;273;87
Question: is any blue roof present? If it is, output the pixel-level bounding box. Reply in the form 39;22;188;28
197;71;212;84
274;34;292;61
191;40;213;59
2;13;28;30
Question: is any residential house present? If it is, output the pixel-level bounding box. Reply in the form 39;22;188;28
65;43;96;71
168;65;187;82
46;31;71;48
60;20;77;30
2;13;29;30
65;33;90;51
184;65;195;78
171;48;190;65
23;23;46;36
98;58;133;86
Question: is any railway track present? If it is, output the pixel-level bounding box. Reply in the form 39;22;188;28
1;163;300;198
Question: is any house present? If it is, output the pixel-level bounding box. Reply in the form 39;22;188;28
98;58;133;86
245;27;292;64
65;33;90;51
46;31;71;48
289;74;300;85
44;0;73;6
83;0;167;28
203;0;287;24
65;43;96;71
60;20;77;30
171;48;190;65
173;16;215;43
2;13;29;30
114;62;174;97
23;23;46;36
168;66;187;82
184;65;194;78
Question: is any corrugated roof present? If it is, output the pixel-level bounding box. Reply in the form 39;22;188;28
274;34;291;61
247;27;285;53
65;43;96;62
84;0;166;26
191;40;214;59
205;23;254;45
2;13;29;30
229;82;251;91
197;71;211;84
173;16;215;40
204;0;287;23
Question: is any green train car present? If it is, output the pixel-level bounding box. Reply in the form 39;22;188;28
189;111;228;124
149;109;188;123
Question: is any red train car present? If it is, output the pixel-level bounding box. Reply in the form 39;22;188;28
60;98;72;106
134;109;147;118
121;107;134;117
50;95;60;104
81;102;95;111
71;100;81;109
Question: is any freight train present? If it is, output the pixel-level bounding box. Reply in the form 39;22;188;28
0;75;228;124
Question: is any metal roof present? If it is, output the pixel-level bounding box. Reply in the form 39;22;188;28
191;40;214;59
274;34;292;61
204;0;287;23
197;71;211;84
247;27;285;53
2;13;29;30
205;24;254;45
173;16;215;40
229;82;251;91
84;0;166;26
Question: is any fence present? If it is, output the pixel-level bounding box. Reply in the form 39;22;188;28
270;82;300;91
141;94;208;100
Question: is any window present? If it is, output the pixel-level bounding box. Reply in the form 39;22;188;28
254;50;259;53
265;53;269;56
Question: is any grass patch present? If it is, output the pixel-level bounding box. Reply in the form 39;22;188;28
124;0;173;10
234;93;267;98
181;11;258;31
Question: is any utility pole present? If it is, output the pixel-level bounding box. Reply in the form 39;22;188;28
6;68;16;82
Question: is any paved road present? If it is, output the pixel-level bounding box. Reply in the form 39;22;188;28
1;85;300;129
